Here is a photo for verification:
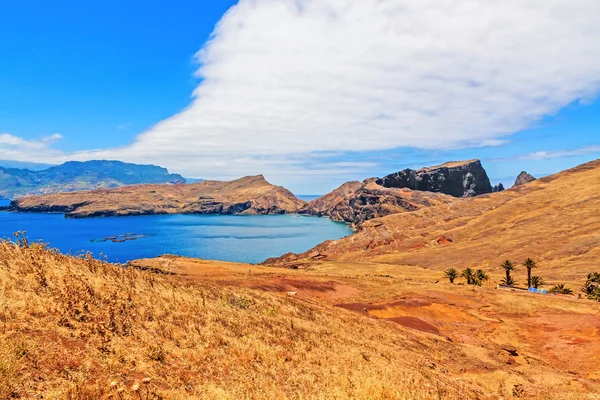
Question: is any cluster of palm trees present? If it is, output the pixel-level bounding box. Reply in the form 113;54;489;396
499;258;544;288
443;258;600;301
443;258;579;296
443;267;488;286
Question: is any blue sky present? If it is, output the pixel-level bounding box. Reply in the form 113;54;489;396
0;0;236;150
1;0;599;194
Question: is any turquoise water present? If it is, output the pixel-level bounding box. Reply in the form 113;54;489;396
0;208;351;264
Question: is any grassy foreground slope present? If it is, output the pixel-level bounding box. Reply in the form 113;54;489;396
1;238;483;399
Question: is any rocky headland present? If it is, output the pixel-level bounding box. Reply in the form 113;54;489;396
299;179;454;226
8;175;305;218
376;159;493;197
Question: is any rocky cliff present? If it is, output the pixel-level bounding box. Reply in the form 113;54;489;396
300;179;454;226
376;159;492;197
8;175;305;218
514;171;536;187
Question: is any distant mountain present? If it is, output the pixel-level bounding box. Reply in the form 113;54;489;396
0;160;186;199
0;160;56;171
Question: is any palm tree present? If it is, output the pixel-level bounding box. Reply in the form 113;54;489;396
444;268;459;284
522;258;537;288
501;260;515;286
582;272;600;301
501;276;518;286
529;276;545;289
548;284;573;295
476;269;489;286
461;268;476;285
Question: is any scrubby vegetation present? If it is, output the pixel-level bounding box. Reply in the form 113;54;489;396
0;236;474;399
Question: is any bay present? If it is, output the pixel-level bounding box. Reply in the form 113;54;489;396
0;210;351;264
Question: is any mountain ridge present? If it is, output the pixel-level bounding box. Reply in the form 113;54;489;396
0;160;187;199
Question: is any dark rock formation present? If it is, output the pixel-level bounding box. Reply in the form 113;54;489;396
299;180;454;226
376;159;492;198
514;171;536;187
492;183;505;193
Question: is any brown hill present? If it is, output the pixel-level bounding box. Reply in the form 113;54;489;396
266;159;600;285
300;179;455;226
4;237;600;399
8;175;305;218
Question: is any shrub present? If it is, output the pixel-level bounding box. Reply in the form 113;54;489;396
548;284;573;295
529;276;545;289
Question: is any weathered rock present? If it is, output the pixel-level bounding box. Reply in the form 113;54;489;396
492;183;505;193
376;159;493;197
299;179;454;226
514;171;536;187
9;175;305;218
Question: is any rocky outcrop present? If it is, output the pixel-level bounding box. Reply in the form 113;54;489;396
492;183;505;193
376;159;492;197
8;175;305;218
300;179;454;226
514;171;536;187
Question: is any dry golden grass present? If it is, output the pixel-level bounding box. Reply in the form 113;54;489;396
0;236;493;400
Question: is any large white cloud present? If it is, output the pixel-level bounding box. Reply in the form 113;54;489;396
6;0;600;191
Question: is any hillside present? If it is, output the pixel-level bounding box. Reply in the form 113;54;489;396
3;238;600;399
0;160;186;199
8;175;305;218
265;159;600;285
0;238;481;399
300;179;455;226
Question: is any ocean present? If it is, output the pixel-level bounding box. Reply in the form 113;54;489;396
0;207;350;264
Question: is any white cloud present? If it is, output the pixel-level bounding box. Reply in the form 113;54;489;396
5;0;600;192
0;134;64;160
523;145;600;161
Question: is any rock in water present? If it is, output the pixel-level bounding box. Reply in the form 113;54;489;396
514;171;536;187
376;159;493;197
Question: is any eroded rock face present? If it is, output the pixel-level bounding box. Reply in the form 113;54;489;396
376;159;493;198
300;179;454;226
514;171;536;187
